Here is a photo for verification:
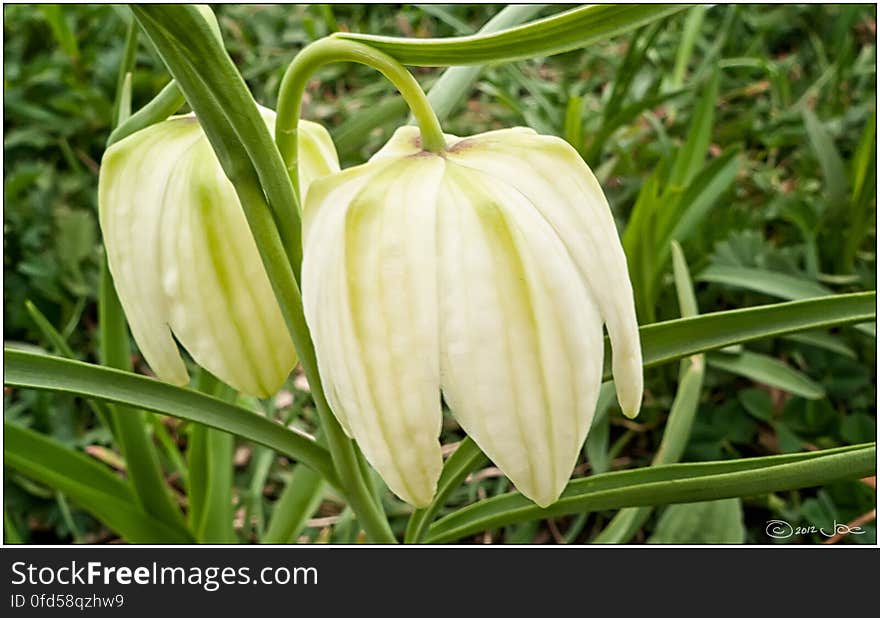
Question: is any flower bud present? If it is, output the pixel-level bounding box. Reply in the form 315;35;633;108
99;108;339;397
302;126;643;508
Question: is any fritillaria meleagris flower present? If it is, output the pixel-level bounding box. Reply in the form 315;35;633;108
99;107;338;397
302;126;642;507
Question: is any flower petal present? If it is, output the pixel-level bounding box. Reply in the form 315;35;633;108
303;156;447;507
448;131;644;418
438;163;605;507
159;137;296;397
98;119;199;385
99;111;339;396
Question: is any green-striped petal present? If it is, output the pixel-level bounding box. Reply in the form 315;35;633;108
302;124;641;507
99;109;339;396
303;156;446;507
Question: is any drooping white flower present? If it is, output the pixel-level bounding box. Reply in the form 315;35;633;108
302;126;642;508
98;107;339;397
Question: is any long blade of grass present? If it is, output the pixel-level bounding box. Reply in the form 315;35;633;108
668;6;708;90
335;5;687;66
782;331;855;359
189;370;237;543
614;291;875;380
707;351;825;400
261;464;326;544
842;112;877;272
696;264;834;300
40;5;79;60
3;349;339;487
668;67;719;189
802;106;848;210
425;443;875;543
5;422;193;543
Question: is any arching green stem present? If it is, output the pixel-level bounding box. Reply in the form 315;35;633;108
276;37;446;203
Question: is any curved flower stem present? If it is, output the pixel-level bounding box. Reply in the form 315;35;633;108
276;37;446;204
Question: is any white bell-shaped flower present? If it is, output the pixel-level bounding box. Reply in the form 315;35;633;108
99;107;339;397
302;126;642;507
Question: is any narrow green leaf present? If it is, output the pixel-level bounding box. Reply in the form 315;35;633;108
196;427;235;542
843;112;877;272
25;299;114;450
668;6;708;90
24;300;74;359
187;422;208;535
426;444;875;543
707;351;825;400
653;361;706;464
781;331;856;359
334;5;687;66
563;95;583;152
4;423;192;543
603;21;663;119
700;265;875;337
190;370;236;543
262;464;326;544
112;16;139;127
3;349;339;487
697;264;834;300
6;422;133;500
802;106;848;210
116;73;133;126
54;491;84;543
622;165;664;321
671;241;698;318
850;110;876;202
668;67;719;188
40;5;79;60
663;148;740;250
617;291;876;380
